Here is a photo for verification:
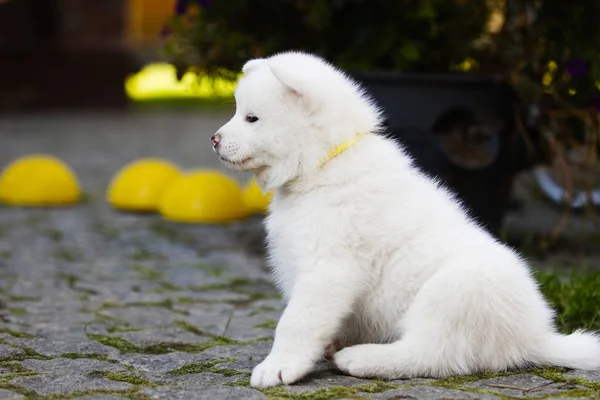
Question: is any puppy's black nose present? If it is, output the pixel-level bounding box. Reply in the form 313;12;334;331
211;133;222;148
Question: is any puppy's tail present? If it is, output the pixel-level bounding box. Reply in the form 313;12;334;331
537;330;600;370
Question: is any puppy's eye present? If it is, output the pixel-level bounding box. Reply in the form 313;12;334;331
246;114;259;123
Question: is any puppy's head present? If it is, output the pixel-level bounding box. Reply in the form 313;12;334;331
212;51;382;190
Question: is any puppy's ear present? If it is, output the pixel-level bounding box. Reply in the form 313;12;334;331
268;59;304;96
269;59;318;112
242;58;265;75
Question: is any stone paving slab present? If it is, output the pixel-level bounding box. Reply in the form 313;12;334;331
465;374;583;397
1;113;599;399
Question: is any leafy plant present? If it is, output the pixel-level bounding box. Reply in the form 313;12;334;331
537;268;600;333
161;0;488;77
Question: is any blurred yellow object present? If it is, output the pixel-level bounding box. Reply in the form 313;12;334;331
107;159;181;211
125;63;238;101
243;177;272;214
159;170;249;223
0;155;80;206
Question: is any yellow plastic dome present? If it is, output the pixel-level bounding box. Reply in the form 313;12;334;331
0;154;80;206
243;176;272;214
107;159;181;211
159;170;249;223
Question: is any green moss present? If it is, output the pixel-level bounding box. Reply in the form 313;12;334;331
79;192;94;204
543;388;599;398
0;328;33;338
570;377;600;391
227;377;251;387
57;273;78;289
8;295;38;302
106;326;143;334
0;251;11;260
433;370;514;388
60;353;115;362
194;263;226;278
86;334;139;353
131;264;164;281
249;306;283;317
131;246;165;261
142;336;238;354
255;320;277;330
153;282;182;292
104;372;153;386
24;215;44;227
174;320;211;336
76;287;100;296
93;311;124;323
528;367;567;382
198;277;268;291
175;296;198;304
0;383;152;400
0;361;29;373
167;358;242;377
8;307;26;316
89;370;156;386
261;381;397;400
212;367;249;377
92;220;120;240
87;333;240;355
100;299;174;310
149;221;195;245
196;278;281;305
42;228;63;242
0;382;37;399
77;294;90;302
0;341;48;361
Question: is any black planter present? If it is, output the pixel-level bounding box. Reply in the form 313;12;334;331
352;72;534;234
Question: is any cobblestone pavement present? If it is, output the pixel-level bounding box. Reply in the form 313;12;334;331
1;112;599;399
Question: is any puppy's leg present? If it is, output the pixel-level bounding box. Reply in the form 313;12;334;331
335;263;547;379
324;338;345;361
250;257;367;388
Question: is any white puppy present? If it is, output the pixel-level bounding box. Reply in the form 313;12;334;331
212;51;600;389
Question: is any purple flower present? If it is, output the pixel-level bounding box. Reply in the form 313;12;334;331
566;58;588;78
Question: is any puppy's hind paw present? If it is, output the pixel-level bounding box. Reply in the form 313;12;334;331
334;344;391;379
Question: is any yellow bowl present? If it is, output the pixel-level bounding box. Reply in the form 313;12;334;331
0;154;80;206
243;176;272;214
158;170;249;223
107;158;181;211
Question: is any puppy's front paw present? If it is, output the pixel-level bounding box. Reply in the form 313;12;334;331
250;354;314;388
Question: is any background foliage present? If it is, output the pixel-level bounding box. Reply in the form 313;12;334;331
163;0;487;77
163;0;600;110
164;0;600;219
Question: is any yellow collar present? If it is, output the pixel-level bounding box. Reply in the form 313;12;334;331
285;133;366;187
319;133;367;167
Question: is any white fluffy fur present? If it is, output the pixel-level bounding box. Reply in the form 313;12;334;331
213;51;600;389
